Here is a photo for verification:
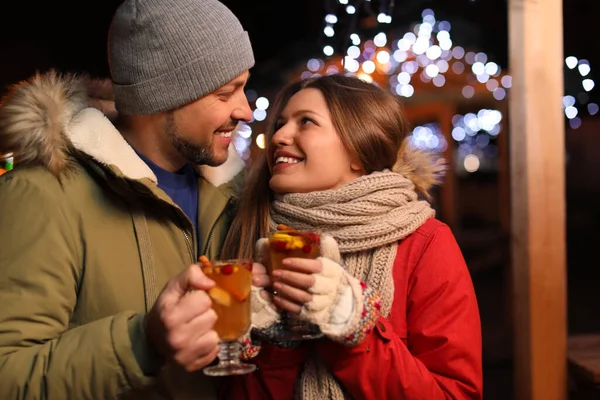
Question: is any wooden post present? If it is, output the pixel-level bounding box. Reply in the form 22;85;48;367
508;0;567;399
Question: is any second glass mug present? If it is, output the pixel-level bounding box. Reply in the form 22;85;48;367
200;257;256;376
266;226;324;341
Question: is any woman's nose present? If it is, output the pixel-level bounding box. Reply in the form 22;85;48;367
271;125;294;146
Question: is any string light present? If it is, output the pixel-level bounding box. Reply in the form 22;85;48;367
563;57;597;129
240;8;597;168
305;8;510;102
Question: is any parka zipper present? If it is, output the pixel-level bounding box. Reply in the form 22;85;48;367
202;221;218;257
123;178;201;264
183;229;196;264
133;185;228;263
201;198;232;257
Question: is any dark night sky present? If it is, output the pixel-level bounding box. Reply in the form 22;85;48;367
0;0;597;98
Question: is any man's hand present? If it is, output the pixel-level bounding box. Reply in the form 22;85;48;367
145;264;219;372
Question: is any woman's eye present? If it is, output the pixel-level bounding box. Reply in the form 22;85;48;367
300;117;314;125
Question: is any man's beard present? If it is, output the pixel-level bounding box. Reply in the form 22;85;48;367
165;112;224;167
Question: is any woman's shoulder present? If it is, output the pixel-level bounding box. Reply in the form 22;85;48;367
403;217;456;246
394;218;464;273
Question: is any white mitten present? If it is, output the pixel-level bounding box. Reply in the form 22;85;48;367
300;235;381;345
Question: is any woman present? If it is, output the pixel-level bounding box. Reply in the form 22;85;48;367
223;74;482;399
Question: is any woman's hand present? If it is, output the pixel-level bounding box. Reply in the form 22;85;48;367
250;261;280;330
271;258;322;314
252;262;270;289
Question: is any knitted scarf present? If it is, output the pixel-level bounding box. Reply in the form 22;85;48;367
270;170;435;400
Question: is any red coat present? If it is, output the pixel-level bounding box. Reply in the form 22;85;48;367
223;218;483;399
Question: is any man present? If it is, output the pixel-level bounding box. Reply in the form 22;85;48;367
0;0;255;398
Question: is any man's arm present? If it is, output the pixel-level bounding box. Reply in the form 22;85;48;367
0;173;153;399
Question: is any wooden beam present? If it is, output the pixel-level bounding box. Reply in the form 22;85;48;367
508;0;567;399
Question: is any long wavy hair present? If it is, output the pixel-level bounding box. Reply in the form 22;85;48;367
221;73;411;259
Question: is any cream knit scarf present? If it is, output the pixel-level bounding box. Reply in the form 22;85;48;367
270;170;435;400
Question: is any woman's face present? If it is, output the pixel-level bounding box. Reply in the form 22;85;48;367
267;88;364;194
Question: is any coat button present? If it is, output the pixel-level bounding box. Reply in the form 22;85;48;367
377;321;386;332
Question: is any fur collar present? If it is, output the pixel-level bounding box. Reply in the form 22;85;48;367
0;70;245;187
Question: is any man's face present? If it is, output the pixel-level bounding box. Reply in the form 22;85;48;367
166;71;252;167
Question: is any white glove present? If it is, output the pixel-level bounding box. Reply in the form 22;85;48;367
297;235;368;342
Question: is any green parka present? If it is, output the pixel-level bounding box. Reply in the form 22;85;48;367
0;72;245;399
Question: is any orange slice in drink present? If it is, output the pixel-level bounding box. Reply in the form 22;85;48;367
208;287;232;307
229;285;251;302
218;269;252;302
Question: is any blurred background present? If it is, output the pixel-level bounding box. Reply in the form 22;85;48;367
1;0;599;398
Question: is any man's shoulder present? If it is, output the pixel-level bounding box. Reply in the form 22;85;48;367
0;161;97;205
0;166;63;194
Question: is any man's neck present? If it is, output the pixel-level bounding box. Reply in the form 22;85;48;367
116;115;186;172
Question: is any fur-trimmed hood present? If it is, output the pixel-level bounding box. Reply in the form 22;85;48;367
393;138;447;199
0;70;245;187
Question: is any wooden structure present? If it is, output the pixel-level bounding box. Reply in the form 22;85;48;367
508;0;567;399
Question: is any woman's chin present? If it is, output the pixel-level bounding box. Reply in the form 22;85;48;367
269;180;292;194
269;177;308;194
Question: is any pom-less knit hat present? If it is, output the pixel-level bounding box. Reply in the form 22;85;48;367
107;0;255;115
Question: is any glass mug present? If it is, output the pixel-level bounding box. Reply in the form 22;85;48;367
266;227;323;341
200;258;256;376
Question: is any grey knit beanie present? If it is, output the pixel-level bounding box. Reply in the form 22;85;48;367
108;0;255;115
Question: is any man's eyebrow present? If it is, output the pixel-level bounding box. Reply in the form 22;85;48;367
238;72;251;87
222;73;251;90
